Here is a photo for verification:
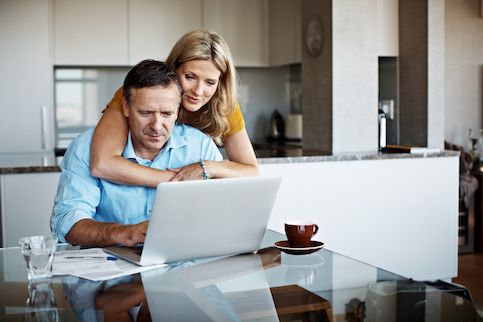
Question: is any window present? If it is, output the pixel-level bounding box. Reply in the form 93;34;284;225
54;67;129;149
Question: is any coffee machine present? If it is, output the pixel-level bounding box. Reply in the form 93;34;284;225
378;108;387;150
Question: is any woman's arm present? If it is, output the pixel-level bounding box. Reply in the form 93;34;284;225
90;108;175;187
171;128;259;181
210;128;259;177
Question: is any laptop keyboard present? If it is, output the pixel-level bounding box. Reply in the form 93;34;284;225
135;245;144;256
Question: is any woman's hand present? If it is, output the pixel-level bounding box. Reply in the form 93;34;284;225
170;128;259;181
169;162;204;181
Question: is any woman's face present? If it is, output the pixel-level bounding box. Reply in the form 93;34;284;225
176;59;222;112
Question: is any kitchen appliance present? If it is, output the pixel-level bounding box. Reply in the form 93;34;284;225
285;114;303;141
378;108;387;150
267;110;285;141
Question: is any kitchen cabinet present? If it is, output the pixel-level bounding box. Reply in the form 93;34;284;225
268;0;301;66
52;0;297;67
128;0;203;65
203;0;269;67
0;172;60;248
377;0;398;56
53;0;129;65
0;0;54;154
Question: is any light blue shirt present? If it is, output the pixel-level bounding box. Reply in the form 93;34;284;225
51;125;223;243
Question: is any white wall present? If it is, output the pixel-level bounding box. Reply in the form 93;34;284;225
260;155;459;281
428;0;446;149
445;0;483;147
332;0;379;153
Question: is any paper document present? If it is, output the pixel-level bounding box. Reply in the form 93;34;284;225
53;248;165;281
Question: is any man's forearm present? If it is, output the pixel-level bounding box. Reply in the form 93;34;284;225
65;219;147;247
66;219;124;247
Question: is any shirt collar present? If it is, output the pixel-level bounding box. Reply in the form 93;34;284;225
122;125;187;163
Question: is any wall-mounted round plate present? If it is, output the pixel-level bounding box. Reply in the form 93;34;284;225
305;16;323;57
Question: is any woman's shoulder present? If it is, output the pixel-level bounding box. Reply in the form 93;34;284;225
106;86;124;112
225;102;245;137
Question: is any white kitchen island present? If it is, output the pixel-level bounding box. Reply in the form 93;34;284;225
1;150;459;281
259;151;459;281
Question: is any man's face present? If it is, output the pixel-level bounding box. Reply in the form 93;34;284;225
122;84;181;160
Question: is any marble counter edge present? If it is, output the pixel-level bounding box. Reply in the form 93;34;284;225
0;166;61;175
257;150;460;164
0;151;460;174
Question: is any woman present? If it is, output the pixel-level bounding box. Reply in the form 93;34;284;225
90;29;258;187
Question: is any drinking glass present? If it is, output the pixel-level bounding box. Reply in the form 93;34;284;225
19;235;58;281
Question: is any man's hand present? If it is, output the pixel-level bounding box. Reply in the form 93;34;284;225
112;221;148;247
66;219;149;247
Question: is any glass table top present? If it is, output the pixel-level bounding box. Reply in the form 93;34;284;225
0;230;481;321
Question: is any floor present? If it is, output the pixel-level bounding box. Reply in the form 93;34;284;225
453;252;483;314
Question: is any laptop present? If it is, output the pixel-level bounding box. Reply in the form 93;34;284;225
104;176;281;266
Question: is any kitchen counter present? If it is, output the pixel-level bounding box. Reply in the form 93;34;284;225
252;138;459;161
0;149;461;280
260;150;459;281
0;152;60;174
257;149;458;164
0;150;459;174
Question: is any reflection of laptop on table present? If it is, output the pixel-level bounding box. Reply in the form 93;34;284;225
140;250;282;322
104;176;281;266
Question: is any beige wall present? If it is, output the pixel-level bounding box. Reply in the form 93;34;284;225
445;0;483;147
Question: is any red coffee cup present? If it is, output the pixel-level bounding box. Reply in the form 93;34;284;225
285;221;319;247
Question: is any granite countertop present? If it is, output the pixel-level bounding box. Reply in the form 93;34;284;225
257;149;459;164
0;153;61;174
0;149;460;174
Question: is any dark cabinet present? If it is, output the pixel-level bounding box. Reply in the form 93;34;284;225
458;198;475;254
470;168;483;253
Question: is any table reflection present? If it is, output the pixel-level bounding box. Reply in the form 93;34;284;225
0;230;481;322
25;281;60;322
60;247;335;322
94;276;150;322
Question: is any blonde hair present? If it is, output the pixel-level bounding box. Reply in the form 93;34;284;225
166;29;238;139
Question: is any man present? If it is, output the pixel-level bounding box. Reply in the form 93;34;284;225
51;60;222;247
